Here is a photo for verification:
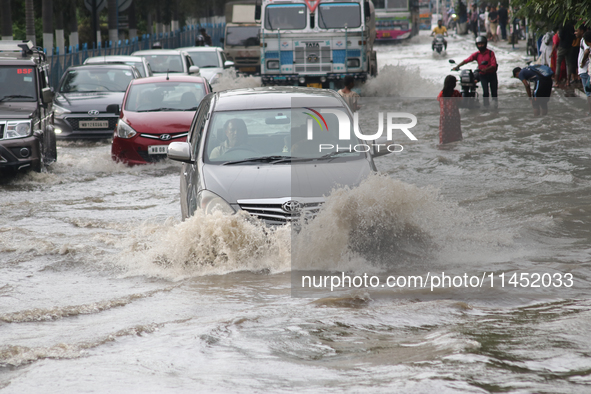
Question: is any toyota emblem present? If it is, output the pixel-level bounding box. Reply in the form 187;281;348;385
160;134;171;141
88;110;100;116
282;200;301;213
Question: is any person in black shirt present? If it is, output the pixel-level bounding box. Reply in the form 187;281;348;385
498;5;508;40
200;28;213;46
513;66;554;116
488;6;499;42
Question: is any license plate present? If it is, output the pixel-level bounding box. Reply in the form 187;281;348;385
240;67;256;72
382;32;391;38
307;83;322;89
79;120;109;129
148;145;168;155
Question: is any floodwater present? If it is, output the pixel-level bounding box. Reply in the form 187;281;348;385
2;32;591;393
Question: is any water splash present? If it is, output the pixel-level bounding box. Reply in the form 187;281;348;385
116;212;291;280
361;64;441;98
293;173;442;271
212;69;263;92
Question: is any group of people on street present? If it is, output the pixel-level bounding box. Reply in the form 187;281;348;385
437;20;591;145
466;4;509;42
537;25;589;90
436;21;591;146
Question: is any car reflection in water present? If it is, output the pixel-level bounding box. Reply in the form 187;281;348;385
167;87;395;225
110;75;211;165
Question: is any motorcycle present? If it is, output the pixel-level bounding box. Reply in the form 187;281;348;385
447;12;459;32
449;59;481;109
432;34;446;54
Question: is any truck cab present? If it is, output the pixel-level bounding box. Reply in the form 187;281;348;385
0;41;56;175
223;1;262;74
260;0;377;89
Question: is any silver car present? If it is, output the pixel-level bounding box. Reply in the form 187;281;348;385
130;49;200;77
177;46;234;84
167;87;392;224
83;55;154;77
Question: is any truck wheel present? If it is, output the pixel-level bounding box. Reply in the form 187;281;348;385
371;52;378;77
42;126;57;166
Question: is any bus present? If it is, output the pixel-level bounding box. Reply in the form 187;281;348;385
373;0;420;41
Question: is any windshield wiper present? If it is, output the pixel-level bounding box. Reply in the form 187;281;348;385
137;107;178;112
0;95;34;102
200;65;219;68
317;151;353;160
222;155;291;165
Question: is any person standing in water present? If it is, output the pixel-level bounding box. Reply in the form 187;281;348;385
337;76;361;112
437;75;463;144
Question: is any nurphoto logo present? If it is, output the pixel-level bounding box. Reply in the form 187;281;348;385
305;107;418;153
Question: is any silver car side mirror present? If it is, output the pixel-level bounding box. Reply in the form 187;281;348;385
189;65;200;75
167;141;193;163
224;60;235;68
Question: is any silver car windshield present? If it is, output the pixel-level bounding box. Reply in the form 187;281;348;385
144;55;184;73
204;108;364;164
125;82;206;112
187;52;220;68
60;68;135;93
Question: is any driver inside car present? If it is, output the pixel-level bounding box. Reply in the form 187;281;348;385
210;118;249;159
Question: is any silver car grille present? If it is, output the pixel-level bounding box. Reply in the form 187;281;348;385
237;197;324;224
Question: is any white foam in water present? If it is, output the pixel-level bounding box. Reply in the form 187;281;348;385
212;69;263;92
293;173;444;271
361;64;440;98
116;212;291;280
115;174;518;279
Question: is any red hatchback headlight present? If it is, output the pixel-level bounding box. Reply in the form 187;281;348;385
116;119;137;139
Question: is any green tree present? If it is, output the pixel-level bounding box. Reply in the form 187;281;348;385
511;0;591;30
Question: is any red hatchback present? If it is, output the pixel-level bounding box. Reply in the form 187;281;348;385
111;75;210;164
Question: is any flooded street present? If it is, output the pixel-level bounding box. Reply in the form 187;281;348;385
2;33;591;393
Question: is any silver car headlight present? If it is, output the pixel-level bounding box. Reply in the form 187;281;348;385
116;119;137;139
210;72;223;85
4;121;31;139
53;104;71;116
197;190;235;215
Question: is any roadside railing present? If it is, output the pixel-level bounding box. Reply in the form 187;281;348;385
47;23;225;88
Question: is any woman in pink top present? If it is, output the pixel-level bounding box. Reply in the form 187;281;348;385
437;75;463;144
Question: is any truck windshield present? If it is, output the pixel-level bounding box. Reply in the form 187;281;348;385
264;5;307;30
318;3;361;29
0;66;37;102
226;26;261;46
382;0;408;10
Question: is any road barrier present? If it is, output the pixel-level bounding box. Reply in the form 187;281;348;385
47;23;225;88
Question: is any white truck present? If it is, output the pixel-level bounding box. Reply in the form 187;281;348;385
223;1;261;74
259;0;377;89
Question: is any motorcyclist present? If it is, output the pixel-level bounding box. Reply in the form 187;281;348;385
452;36;498;108
431;20;448;50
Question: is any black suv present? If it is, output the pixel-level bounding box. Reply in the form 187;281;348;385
0;41;56;174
